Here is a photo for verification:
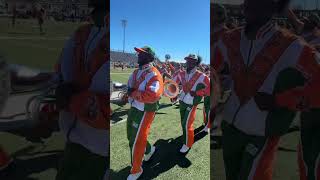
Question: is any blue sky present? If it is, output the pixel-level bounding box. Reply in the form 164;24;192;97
110;0;210;64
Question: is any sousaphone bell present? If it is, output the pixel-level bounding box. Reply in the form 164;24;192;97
163;79;179;98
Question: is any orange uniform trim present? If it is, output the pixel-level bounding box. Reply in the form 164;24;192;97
131;67;164;104
252;137;280;180
67;24;108;129
181;70;202;93
0;146;11;170
297;143;308;180
69;91;108;129
131;111;155;174
168;63;175;72
223;29;297;105
212;47;224;73
196;75;210;96
296;46;320;80
186;106;198;148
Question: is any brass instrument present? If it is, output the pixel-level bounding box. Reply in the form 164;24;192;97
163;79;180;99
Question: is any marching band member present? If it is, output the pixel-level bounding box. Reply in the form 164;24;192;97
213;0;320;179
170;63;183;104
54;0;109;179
161;63;172;81
167;62;176;75
197;64;211;132
211;3;229;135
126;46;163;180
174;54;209;153
284;10;320;180
299;20;320;180
286;11;320;180
201;75;211;133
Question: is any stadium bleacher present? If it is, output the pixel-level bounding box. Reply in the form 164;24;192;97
110;50;137;63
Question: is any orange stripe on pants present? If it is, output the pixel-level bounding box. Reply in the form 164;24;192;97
203;109;211;129
131;112;155;174
252;137;280;180
298;143;308;180
0;146;11;170
186;106;197;148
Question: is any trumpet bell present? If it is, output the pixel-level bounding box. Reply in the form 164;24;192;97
163;79;179;98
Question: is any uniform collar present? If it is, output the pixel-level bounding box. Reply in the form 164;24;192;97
243;21;275;40
139;63;152;70
186;67;197;75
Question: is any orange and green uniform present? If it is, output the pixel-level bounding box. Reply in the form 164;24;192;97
173;68;208;148
277;31;320;180
211;25;230;132
127;63;163;174
55;22;109;180
167;62;175;75
290;30;320;180
213;21;320;180
276;80;320;180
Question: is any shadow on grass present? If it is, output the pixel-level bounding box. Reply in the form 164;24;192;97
287;125;300;133
278;147;296;152
0;151;62;180
155;112;167;115
111;108;129;124
110;126;208;180
159;103;173;110
5;121;60;144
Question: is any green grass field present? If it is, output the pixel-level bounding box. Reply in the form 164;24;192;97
0;17;79;70
0;17;80;180
110;69;210;180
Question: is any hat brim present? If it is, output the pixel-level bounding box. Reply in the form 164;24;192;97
134;47;148;54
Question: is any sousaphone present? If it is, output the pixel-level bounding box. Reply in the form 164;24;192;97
163;79;179;98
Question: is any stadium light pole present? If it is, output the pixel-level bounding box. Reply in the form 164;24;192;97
304;0;306;10
121;19;127;53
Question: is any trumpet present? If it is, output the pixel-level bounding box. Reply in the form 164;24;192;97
163;79;180;99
